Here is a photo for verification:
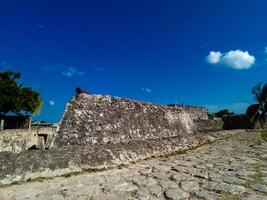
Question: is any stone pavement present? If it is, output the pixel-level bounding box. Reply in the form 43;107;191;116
0;130;266;200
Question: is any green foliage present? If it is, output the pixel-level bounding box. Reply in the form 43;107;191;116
0;71;43;116
246;82;267;126
215;109;235;117
20;87;42;114
221;193;241;200
261;131;267;141
0;71;22;115
208;109;235;118
207;112;216;118
244;164;264;188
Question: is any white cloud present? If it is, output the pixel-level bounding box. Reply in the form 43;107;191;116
206;50;255;69
141;87;152;93
49;100;55;106
206;51;222;64
62;67;84;77
222;50;255;69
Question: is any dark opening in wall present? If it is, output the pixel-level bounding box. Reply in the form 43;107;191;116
0;115;31;130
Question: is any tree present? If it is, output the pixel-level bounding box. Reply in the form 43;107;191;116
215;109;235;118
207;112;216;119
0;71;42;116
246;82;267;126
20;87;43;115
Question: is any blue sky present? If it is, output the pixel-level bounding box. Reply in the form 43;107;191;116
1;0;267;122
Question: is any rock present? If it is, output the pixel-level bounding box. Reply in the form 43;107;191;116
151;171;170;180
92;191;130;200
132;176;158;187
193;190;220;200
112;182;138;192
171;166;194;174
174;160;195;167
153;164;171;172
252;183;267;193
164;187;190;200
148;184;162;197
242;194;267;200
52;93;210;148
171;172;193;182
159;180;178;189
133;188;151;200
261;154;267;160
202;181;246;194
192;169;209;180
180;181;199;192
0;130;265;200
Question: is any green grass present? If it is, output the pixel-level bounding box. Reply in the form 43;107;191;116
255;139;262;145
250;165;263;182
261;131;267;141
240;181;251;188
221;193;241;200
243;164;264;188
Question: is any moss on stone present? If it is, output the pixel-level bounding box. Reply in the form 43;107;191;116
260;130;267;141
221;193;241;200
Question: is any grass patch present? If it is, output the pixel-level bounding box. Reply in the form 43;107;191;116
255;139;262;145
260;131;267;141
240;181;251;188
243;164;264;188
250;165;263;183
221;193;241;200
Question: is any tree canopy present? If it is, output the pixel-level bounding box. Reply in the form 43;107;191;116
0;71;42;116
208;109;235;118
246;82;267;124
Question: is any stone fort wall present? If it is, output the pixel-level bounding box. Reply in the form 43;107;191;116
0;126;56;153
0;93;227;186
51;94;221;148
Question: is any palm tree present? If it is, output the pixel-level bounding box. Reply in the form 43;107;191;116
246;82;267;127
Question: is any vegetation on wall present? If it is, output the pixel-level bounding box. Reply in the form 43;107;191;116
0;71;42;116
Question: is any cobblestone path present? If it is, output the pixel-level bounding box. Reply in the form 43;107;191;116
0;130;266;200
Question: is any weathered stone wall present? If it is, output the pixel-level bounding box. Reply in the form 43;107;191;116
194;118;224;132
0;130;241;186
0;126;56;153
51;94;213;147
0;129;37;153
35;126;57;149
0;94;232;186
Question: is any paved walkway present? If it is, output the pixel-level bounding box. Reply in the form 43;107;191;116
0;131;266;200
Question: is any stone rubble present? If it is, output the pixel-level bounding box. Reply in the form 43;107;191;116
0;130;266;200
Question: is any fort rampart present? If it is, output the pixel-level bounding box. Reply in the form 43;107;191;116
0;94;232;186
